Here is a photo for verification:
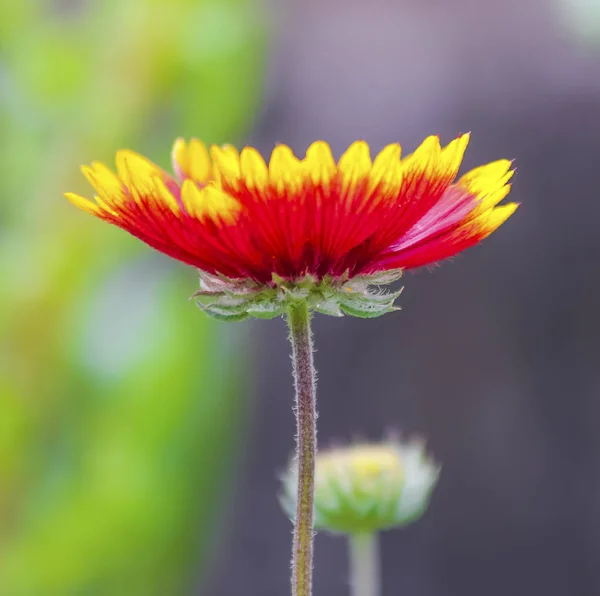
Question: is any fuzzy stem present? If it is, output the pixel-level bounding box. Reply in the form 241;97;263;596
287;300;317;596
349;532;381;596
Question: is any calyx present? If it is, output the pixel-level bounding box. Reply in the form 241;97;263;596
191;269;404;321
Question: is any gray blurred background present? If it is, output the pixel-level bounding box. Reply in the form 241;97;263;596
210;0;600;595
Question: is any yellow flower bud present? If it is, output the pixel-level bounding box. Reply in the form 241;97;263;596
280;439;440;534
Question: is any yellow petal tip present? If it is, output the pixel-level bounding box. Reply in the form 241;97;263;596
65;192;101;215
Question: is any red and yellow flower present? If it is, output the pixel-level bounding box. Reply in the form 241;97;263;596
66;134;517;319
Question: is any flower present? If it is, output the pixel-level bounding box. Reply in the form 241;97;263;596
66;135;517;319
279;439;440;534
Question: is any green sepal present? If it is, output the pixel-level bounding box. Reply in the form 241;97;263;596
360;269;404;286
198;305;249;322
338;300;399;319
313;300;344;317
246;303;285;320
193;267;404;321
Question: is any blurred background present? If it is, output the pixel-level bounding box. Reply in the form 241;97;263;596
1;0;600;595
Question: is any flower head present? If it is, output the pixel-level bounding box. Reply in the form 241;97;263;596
280;439;440;534
66;135;517;319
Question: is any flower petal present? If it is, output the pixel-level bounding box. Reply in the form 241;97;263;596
172;138;213;184
469;202;519;237
210;144;241;188
181;179;239;224
171;137;189;181
240;146;268;190
438;133;470;181
458;159;515;215
64;192;102;216
116;149;162;184
270;144;303;193
303;141;336;187
188;139;212;183
81;162;125;206
371;143;402;192
153;177;181;215
338;141;372;192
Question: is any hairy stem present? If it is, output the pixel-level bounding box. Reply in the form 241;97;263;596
287;300;317;596
349;532;381;596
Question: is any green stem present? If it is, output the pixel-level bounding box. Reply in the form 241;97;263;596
287;300;317;596
348;532;381;596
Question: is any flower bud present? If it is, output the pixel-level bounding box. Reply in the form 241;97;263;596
280;439;440;534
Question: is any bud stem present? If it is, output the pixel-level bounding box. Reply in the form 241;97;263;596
287;300;317;596
349;532;381;596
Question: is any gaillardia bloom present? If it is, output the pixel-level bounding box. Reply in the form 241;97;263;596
66;134;517;319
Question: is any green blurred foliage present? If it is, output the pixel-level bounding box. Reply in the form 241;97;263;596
0;0;266;593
